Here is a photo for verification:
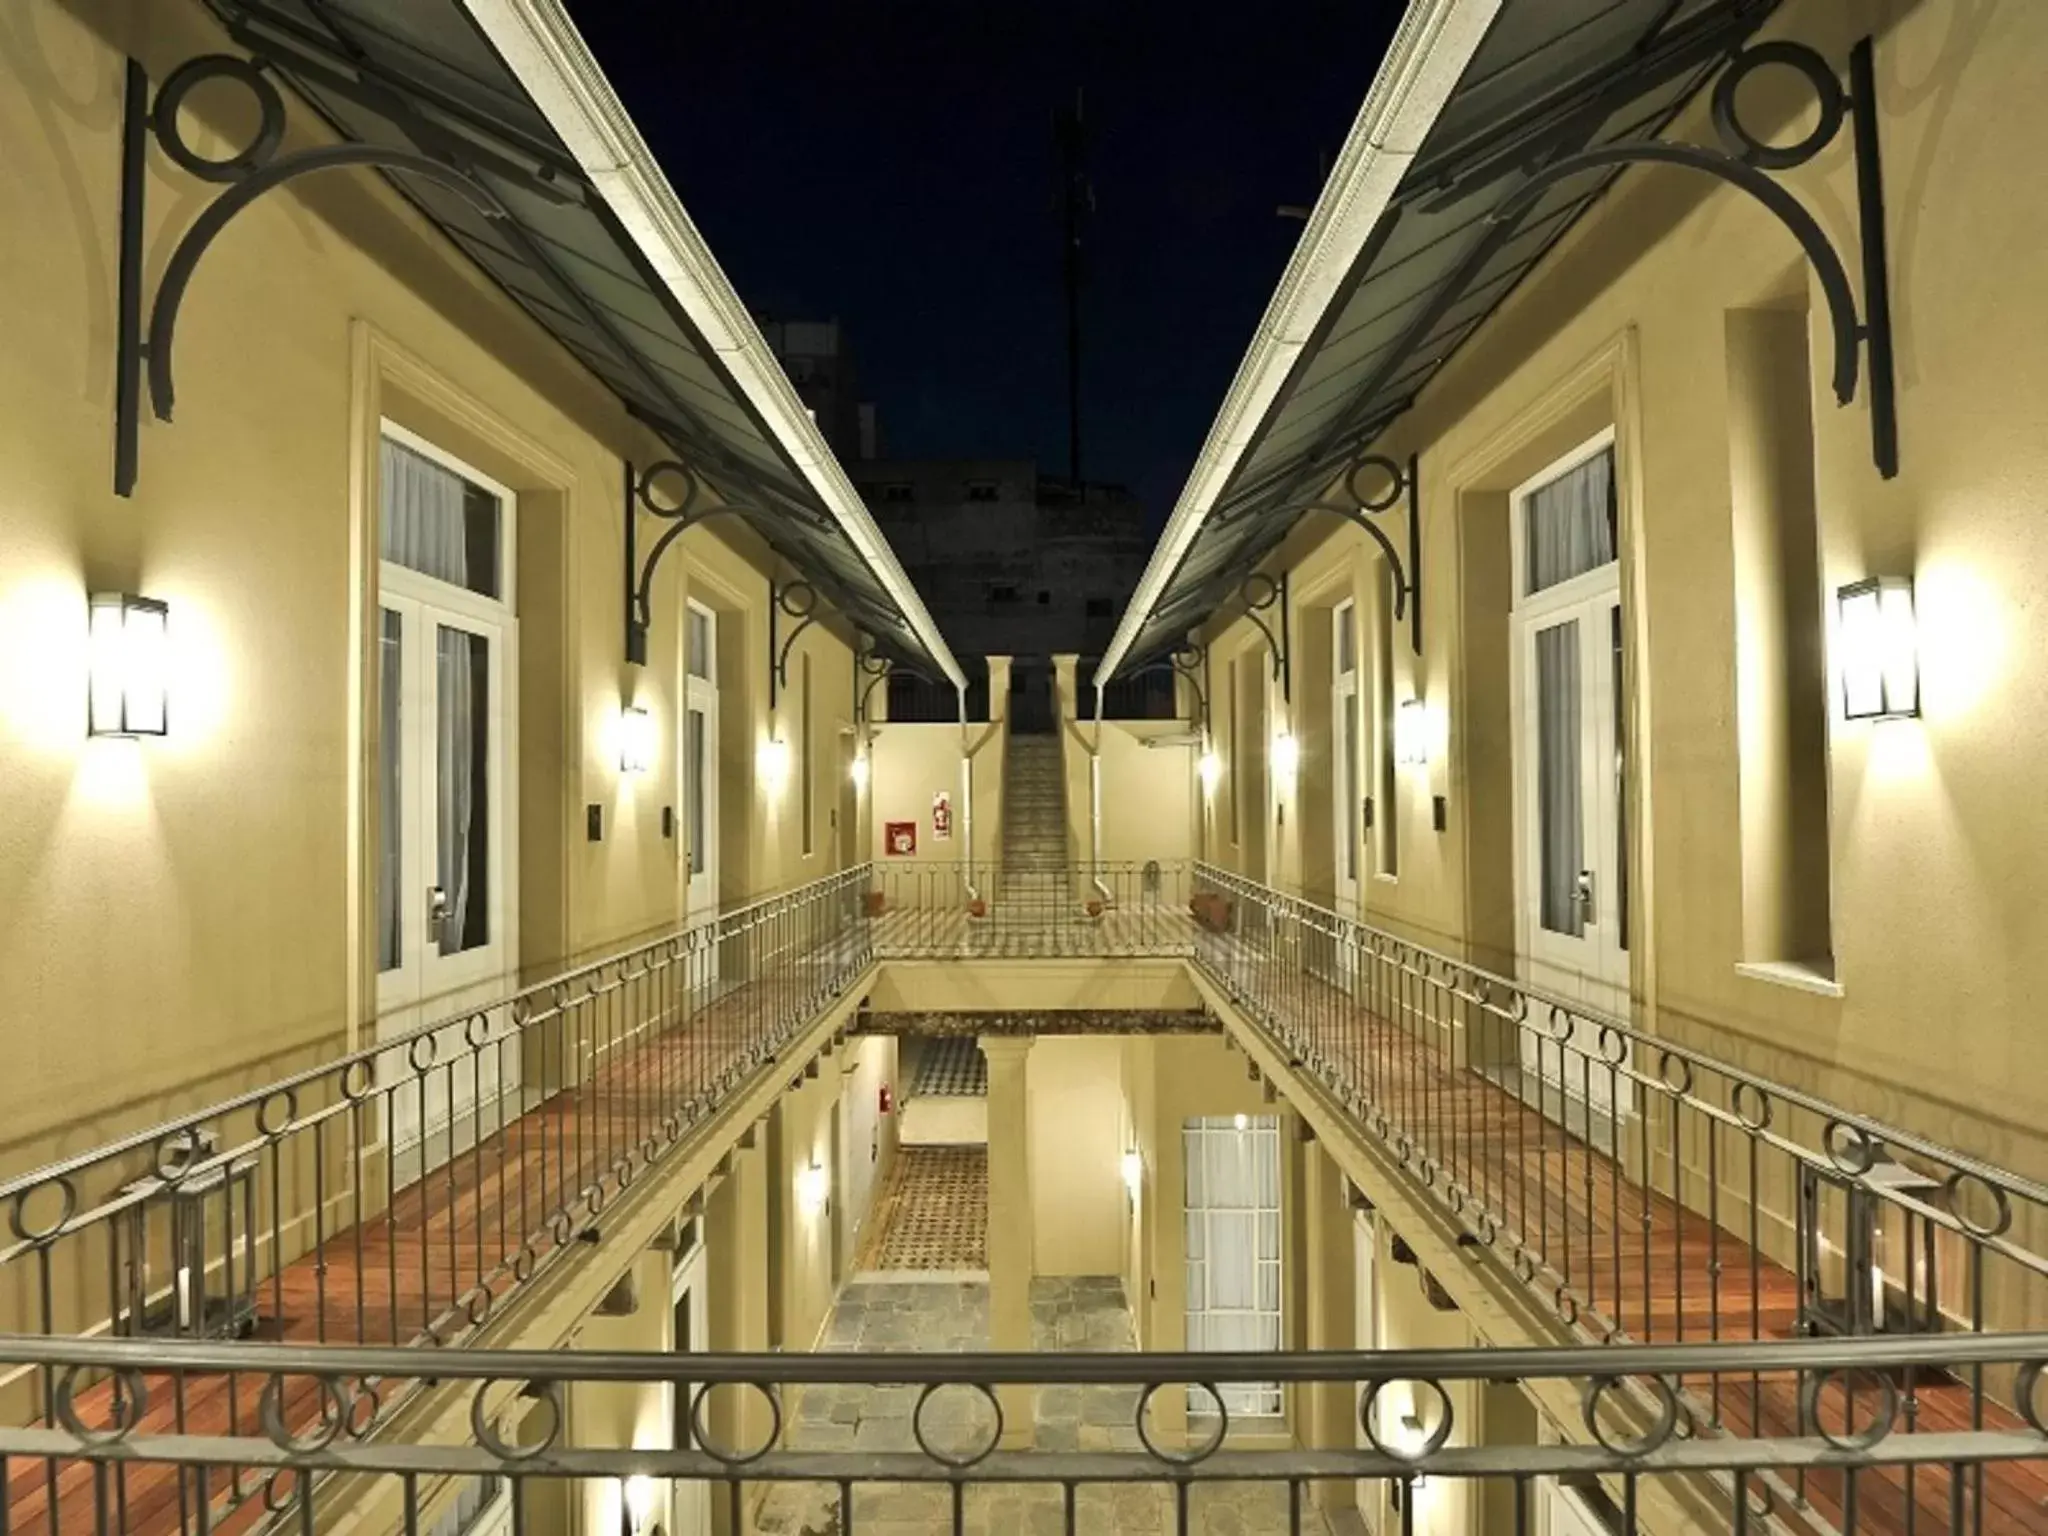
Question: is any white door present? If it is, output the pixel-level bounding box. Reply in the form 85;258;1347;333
374;425;520;1172
682;601;719;920
838;1046;882;1272
1333;599;1362;917
1352;1209;1379;1525
1183;1115;1283;1419
670;1232;711;1536
1510;432;1631;1120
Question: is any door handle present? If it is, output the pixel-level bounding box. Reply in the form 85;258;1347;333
427;885;450;931
1573;868;1595;916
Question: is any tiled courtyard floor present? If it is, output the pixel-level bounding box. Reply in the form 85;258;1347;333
754;1276;1330;1536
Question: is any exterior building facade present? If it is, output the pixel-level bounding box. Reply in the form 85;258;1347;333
5;3;2048;1536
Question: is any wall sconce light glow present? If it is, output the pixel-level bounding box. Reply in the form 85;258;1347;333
621;1475;656;1534
1269;731;1299;780
1397;1410;1431;1486
850;751;870;792
1233;1112;1250;1132
1838;575;1919;720
88;593;169;738
758;735;792;791
795;1161;830;1217
618;704;656;774
1395;698;1430;766
1120;1150;1143;1198
1197;749;1222;794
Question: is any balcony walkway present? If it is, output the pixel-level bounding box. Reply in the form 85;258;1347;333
3;941;867;1536
1205;925;2048;1536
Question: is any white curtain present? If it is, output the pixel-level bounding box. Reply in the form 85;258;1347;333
1524;447;1615;594
381;438;470;587
436;628;480;955
1184;1116;1282;1416
377;609;403;971
1536;622;1583;937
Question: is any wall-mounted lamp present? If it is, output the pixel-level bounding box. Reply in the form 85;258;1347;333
1838;575;1918;720
621;1474;657;1536
1197;748;1222;794
1395;698;1430;766
1269;731;1299;780
619;705;656;774
795;1161;830;1217
850;750;870;792
758;735;792;792
1120;1150;1144;1200
87;593;169;737
1232;1112;1250;1132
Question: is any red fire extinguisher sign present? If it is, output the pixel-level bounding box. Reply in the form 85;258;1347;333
931;790;952;840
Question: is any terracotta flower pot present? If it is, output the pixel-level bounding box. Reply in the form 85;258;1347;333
864;891;886;917
968;898;988;919
1085;899;1104;918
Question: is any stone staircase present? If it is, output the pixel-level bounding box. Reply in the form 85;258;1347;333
1000;732;1067;910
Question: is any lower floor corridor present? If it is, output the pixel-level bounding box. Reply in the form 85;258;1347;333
757;1276;1330;1536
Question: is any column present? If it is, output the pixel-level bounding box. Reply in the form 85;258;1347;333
981;1034;1036;1446
1301;1141;1358;1512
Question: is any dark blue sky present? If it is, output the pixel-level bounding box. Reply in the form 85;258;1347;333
574;2;1400;524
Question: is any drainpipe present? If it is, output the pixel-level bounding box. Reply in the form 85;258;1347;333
959;683;979;905
1088;681;1112;906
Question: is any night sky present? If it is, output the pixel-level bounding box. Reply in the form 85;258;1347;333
573;2;1401;528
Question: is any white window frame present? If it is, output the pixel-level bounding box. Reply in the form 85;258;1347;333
1183;1114;1284;1419
1333;597;1361;913
683;598;719;920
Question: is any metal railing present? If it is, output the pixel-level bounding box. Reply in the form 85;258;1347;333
0;868;873;1422
4;1330;2047;1536
1190;860;2048;1527
869;861;1195;959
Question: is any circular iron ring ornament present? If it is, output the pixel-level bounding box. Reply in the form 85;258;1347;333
1582;1374;1680;1459
637;459;702;518
1711;41;1847;171
257;1087;298;1139
1799;1366;1900;1453
689;1381;783;1466
56;1365;147;1445
1731;1080;1774;1131
151;56;287;182
1824;1117;1881;1177
12;1177;79;1244
2015;1360;2048;1437
777;580;820;621
1343;453;1410;514
259;1372;350;1454
1360;1378;1453;1464
1945;1168;2015;1239
912;1381;1005;1469
1136;1382;1228;1465
474;1378;561;1461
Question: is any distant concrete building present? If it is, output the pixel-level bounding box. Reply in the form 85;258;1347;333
756;317;875;460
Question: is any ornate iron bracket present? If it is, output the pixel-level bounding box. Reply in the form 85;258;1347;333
1120;644;1210;733
1237;572;1292;703
113;54;502;496
622;458;758;665
1491;37;1897;476
1282;452;1424;658
769;578;818;709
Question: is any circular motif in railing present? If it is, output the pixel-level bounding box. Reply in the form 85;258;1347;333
151;55;287;182
1359;1378;1453;1464
2014;1360;2048;1437
583;1180;610;1217
1553;1286;1580;1327
641;1133;662;1165
547;1206;577;1248
1581;1374;1679;1458
1596;1025;1629;1066
1416;1155;1439;1189
613;1154;637;1191
1547;1005;1575;1041
11;1177;79;1244
154;1125;208;1183
1369;1109;1391;1141
1798;1366;1899;1453
688;1381;782;1466
408;1034;438;1074
1135;1382;1228;1466
1445;1180;1466;1214
1511;1245;1537;1285
1822;1117;1881;1177
1730;1080;1774;1131
474;1377;561;1461
257;1087;299;1139
465;1013;493;1051
260;1372;350;1454
261;1468;305;1515
512;1239;542;1284
55;1364;147;1445
461;1284;495;1329
1944;1168;2015;1239
509;996;533;1028
341;1058;376;1101
345;1378;384;1439
1656;1050;1695;1097
1711;40;1846;171
1742;1477;1778;1523
1393;1133;1415;1167
911;1381;1004;1469
1474;1210;1498;1247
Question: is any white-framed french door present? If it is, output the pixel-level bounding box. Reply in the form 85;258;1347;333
682;599;719;920
1183;1115;1283;1419
1333;598;1362;917
1509;429;1631;1120
374;422;519;1170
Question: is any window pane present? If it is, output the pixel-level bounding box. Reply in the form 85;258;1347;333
1524;446;1616;594
686;708;707;877
436;626;491;956
1536;619;1584;937
686;608;712;679
382;437;502;598
1336;604;1356;674
1342;692;1359;881
378;607;403;973
1613;604;1629;953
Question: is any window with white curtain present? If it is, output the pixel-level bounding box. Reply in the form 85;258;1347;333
1184;1114;1283;1417
1522;444;1616;596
